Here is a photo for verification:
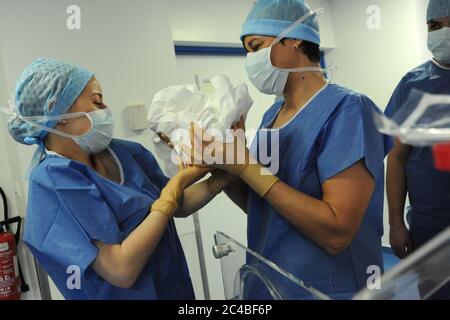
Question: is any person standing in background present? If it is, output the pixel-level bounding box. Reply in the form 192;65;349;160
385;0;450;300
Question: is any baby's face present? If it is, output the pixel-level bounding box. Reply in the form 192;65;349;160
158;132;174;149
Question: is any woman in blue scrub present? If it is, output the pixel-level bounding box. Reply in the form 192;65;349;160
386;0;450;299
6;58;232;300
189;0;392;300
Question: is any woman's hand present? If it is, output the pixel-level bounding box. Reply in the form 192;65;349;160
181;122;251;175
151;165;211;218
205;118;246;200
181;122;279;198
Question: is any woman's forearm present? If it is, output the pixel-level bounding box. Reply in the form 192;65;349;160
176;178;250;218
175;181;217;218
93;211;171;288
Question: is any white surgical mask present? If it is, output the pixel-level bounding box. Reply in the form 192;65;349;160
428;27;450;65
1;104;114;155
72;108;114;154
245;8;328;96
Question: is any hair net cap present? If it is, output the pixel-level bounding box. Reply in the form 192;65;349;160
427;0;450;21
240;0;321;45
8;57;94;146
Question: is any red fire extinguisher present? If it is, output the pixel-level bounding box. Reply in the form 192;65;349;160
0;221;21;300
0;187;29;300
433;143;450;172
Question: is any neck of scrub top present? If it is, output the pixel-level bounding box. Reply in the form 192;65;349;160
432;58;450;69
44;146;125;186
283;68;328;113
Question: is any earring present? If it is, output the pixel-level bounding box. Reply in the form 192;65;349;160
60;120;67;125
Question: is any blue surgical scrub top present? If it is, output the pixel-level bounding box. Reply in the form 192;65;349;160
385;60;450;229
23;139;195;300
245;83;392;300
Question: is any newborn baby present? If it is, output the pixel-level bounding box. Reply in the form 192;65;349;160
148;75;253;176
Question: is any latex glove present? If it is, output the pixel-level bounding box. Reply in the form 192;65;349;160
182;122;279;198
389;224;414;259
152;166;211;216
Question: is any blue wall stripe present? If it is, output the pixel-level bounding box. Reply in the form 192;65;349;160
174;46;329;68
174;45;247;56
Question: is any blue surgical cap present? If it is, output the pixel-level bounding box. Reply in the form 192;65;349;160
240;0;321;45
427;0;450;21
8;58;94;146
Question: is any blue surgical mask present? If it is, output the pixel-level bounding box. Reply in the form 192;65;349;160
428;27;450;65
245;9;328;96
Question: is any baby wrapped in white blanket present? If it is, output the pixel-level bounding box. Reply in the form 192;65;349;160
148;75;253;176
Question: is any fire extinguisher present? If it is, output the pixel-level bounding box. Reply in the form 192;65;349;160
0;187;29;300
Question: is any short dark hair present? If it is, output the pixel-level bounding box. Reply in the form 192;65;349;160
299;40;321;63
281;39;321;63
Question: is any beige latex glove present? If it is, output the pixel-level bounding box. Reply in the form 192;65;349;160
151;178;184;217
151;165;211;216
215;148;279;198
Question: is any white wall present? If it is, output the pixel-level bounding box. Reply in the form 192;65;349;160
169;0;253;46
169;0;336;49
327;0;430;108
0;0;208;300
415;0;431;62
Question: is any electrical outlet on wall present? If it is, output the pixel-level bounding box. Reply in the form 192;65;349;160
127;104;148;132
